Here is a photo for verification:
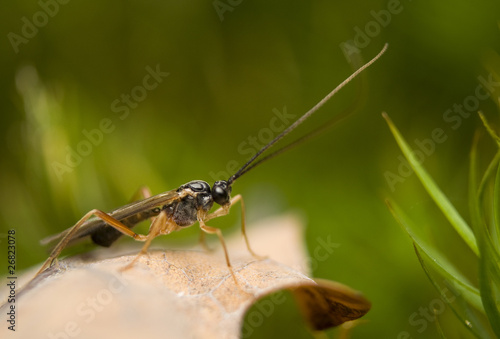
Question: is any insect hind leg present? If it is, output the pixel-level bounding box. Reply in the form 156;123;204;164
36;209;148;277
90;186;154;247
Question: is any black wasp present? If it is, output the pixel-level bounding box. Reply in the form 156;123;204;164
37;44;388;283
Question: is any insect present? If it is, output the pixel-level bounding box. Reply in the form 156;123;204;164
36;44;388;283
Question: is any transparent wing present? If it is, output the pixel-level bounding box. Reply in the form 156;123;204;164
40;189;180;246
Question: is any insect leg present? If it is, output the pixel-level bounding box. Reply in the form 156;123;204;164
198;231;212;252
121;210;168;271
36;209;148;277
90;186;155;247
206;194;265;259
130;186;153;201
198;220;239;285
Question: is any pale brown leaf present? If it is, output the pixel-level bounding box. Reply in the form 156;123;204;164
0;214;370;338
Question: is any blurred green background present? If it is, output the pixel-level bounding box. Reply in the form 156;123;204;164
1;0;500;338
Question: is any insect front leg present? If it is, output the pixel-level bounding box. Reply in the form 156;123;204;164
198;219;239;286
206;194;265;259
36;209;148;277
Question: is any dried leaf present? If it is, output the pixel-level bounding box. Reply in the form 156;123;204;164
1;214;370;338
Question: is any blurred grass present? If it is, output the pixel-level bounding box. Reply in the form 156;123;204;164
1;1;500;338
384;112;500;337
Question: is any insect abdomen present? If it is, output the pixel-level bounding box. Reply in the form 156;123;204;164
90;209;161;247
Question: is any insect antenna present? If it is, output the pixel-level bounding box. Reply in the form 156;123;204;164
234;43;375;179
227;43;388;185
234;104;351;179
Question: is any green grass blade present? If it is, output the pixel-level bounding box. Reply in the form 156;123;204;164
386;199;484;313
469;132;500;261
478;111;500;147
477;110;500;202
477;151;500;210
469;130;484;239
476;112;500;252
383;113;479;256
493;149;500;251
469;127;500;337
477;158;500;337
434;309;447;339
492;151;500;253
478;241;500;337
415;246;492;338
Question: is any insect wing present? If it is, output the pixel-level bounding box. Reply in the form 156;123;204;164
40;189;181;247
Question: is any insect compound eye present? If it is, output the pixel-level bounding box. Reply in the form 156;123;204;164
212;180;231;205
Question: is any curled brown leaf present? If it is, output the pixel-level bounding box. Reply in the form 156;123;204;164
0;214;370;338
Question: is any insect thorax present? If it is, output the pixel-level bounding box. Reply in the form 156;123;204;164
90;180;215;247
168;180;214;227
